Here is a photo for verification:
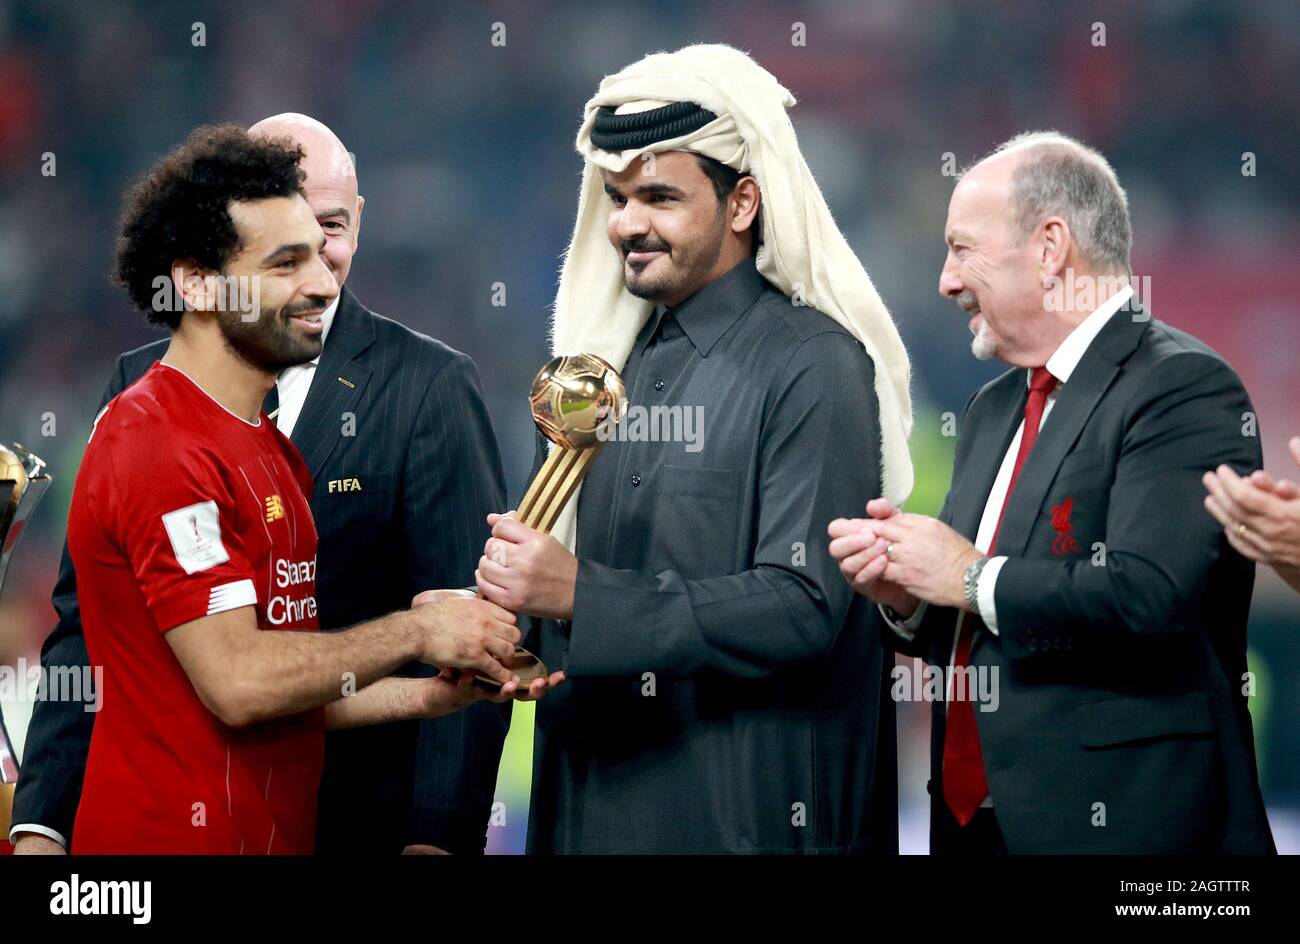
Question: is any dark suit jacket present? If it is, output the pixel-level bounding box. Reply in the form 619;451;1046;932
899;302;1275;854
12;288;511;854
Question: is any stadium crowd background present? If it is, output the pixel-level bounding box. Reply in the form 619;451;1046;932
0;0;1296;853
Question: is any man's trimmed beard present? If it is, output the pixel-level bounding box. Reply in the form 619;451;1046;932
622;208;727;303
959;289;998;361
970;320;998;361
218;298;324;373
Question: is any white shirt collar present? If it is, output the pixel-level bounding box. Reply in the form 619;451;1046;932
304;295;340;367
1037;283;1134;387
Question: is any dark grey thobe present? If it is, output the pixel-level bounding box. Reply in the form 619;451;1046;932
526;258;897;854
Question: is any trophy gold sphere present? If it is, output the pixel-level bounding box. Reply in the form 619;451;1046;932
529;354;627;450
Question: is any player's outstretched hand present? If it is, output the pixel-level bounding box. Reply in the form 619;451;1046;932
410;589;521;686
414;667;513;717
503;670;566;703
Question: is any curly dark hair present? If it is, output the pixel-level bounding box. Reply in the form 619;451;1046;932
111;123;305;328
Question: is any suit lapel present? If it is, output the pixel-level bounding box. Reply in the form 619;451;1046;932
956;387;1024;665
949;378;1024;542
290;289;376;481
994;301;1147;559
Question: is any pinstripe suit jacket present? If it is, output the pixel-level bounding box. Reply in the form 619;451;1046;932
12;288;511;853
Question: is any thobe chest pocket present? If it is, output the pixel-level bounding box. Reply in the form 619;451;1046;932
652;465;741;577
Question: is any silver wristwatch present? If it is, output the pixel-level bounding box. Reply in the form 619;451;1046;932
963;555;990;615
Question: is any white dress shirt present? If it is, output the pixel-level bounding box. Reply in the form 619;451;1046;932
886;283;1134;638
271;296;338;438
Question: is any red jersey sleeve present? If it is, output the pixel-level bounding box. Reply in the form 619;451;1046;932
101;436;259;632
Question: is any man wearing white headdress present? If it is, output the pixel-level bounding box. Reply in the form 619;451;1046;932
476;45;913;853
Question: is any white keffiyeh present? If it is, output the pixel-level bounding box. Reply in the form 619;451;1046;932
548;44;913;550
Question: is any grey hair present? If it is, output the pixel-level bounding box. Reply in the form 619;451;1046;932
969;130;1132;274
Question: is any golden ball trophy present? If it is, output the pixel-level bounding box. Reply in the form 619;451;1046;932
473;354;626;688
0;443;54;839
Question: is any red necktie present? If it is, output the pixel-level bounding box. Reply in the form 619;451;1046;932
943;366;1058;826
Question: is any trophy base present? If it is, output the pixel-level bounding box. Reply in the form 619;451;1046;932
471;646;548;691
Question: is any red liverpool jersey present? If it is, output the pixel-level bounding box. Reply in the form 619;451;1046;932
68;362;324;854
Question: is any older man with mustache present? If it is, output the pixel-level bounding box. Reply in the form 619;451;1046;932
830;131;1274;854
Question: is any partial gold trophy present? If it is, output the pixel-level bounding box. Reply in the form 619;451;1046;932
473;353;626;689
1;443;54;839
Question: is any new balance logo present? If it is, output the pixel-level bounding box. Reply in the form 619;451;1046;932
265;494;285;522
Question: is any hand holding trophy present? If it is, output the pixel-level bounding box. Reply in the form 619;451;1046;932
471;353;626;690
